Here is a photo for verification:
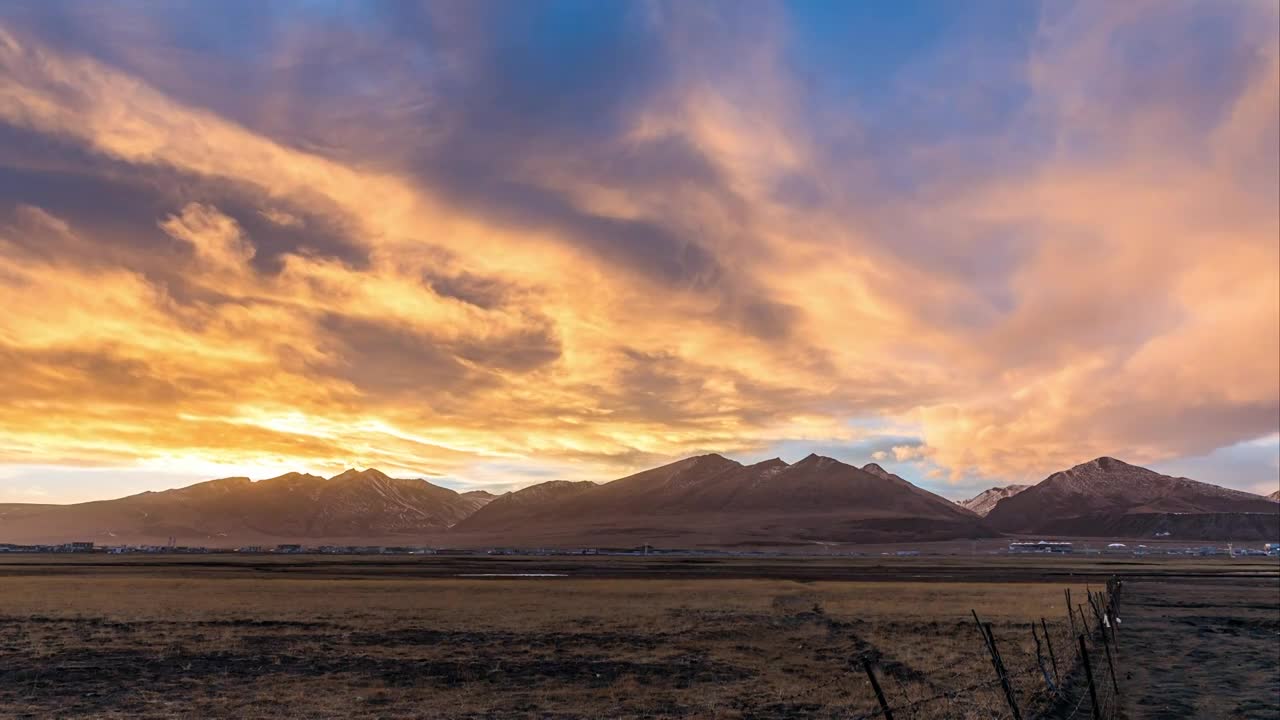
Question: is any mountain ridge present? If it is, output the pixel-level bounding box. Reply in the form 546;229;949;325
985;457;1278;540
0;468;489;545
449;454;995;547
2;455;1275;546
958;485;1030;517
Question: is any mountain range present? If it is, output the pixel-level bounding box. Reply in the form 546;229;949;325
0;468;493;546
1;455;1276;547
984;457;1278;540
451;454;992;546
957;485;1030;516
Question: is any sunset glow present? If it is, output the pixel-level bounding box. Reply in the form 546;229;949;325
0;1;1277;502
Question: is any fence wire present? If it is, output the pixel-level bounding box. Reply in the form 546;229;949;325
852;576;1124;720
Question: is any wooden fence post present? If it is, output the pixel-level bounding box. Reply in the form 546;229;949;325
1105;607;1119;650
1031;622;1057;694
1040;617;1060;686
1087;593;1105;637
862;658;894;720
1065;589;1076;638
982;622;1022;720
972;609;994;653
1100;626;1120;697
1078;635;1102;720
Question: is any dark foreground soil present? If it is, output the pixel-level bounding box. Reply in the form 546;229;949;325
1120;577;1280;720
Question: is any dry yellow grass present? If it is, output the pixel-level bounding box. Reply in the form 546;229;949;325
0;555;1113;720
6;554;1271;719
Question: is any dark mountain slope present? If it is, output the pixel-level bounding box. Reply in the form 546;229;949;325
453;480;598;532
0;469;484;545
986;457;1279;540
449;454;996;547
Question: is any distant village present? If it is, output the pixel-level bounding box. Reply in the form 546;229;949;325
1005;539;1280;557
2;539;1278;557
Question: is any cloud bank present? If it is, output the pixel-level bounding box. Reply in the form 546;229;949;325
0;0;1276;501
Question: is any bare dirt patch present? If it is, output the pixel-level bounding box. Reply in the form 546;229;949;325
1120;577;1280;720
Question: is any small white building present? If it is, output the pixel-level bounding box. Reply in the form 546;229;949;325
1009;540;1073;554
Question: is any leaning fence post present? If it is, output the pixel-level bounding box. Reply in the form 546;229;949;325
1100;625;1120;697
1041;617;1060;686
1077;604;1092;639
1065;589;1077;638
1105;608;1118;650
972;609;994;653
1087;592;1105;638
1031;622;1057;694
862;658;894;720
982;622;1022;720
1078;635;1102;719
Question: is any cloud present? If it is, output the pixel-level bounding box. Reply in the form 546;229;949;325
160;202;255;273
259;208;303;228
0;1;1275;499
891;444;930;463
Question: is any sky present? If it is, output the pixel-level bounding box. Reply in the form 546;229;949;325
0;0;1276;503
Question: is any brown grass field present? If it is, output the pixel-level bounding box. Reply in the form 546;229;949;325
0;555;1275;719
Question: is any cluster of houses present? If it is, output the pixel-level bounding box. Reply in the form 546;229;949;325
0;542;218;554
1008;540;1074;554
1007;539;1280;557
0;541;95;553
262;544;437;555
0;542;590;556
0;542;436;555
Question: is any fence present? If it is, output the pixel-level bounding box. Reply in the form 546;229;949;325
838;575;1126;719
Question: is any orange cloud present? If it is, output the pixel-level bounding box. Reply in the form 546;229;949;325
0;1;1276;500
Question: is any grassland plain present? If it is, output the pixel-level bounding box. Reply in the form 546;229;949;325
0;555;1274;719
